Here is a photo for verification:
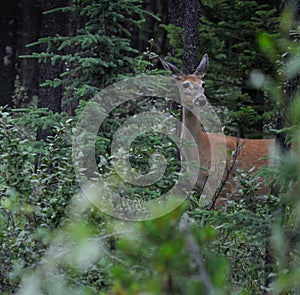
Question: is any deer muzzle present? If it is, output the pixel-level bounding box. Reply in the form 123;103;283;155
193;96;207;106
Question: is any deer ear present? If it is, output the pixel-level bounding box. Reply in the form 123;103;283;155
193;54;209;77
159;57;182;77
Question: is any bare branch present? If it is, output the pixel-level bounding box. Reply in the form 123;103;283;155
208;137;246;210
179;217;214;294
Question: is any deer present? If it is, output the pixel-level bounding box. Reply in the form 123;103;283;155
159;54;275;208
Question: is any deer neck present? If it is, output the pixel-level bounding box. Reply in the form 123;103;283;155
181;107;211;167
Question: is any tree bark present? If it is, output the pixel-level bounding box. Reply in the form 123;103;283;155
182;0;200;74
167;0;185;57
168;0;201;73
36;0;67;141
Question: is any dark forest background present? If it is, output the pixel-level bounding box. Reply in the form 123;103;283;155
0;0;291;138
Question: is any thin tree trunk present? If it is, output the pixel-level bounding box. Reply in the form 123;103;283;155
168;0;185;57
182;0;200;74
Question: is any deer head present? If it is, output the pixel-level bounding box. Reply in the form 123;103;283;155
159;54;209;108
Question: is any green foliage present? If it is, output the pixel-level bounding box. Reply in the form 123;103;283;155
110;207;228;295
13;201;231;295
192;206;272;294
23;0;155;101
160;24;184;61
0;107;78;293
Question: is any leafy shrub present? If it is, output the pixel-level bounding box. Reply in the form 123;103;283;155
0;107;78;293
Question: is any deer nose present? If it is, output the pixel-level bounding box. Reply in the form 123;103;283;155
194;96;207;106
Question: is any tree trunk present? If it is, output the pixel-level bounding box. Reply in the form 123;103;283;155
182;0;200;74
168;0;201;72
36;0;67;141
167;0;185;57
0;0;18;107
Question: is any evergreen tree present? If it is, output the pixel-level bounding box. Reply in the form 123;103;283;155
27;0;151;108
199;0;281;138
